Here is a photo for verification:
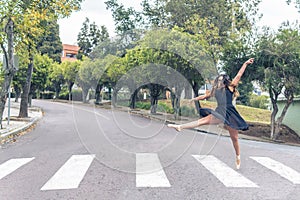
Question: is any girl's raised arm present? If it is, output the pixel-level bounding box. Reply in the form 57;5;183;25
231;58;254;86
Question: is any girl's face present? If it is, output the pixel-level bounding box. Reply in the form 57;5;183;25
217;75;225;88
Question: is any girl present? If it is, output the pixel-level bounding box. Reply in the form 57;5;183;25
167;58;254;169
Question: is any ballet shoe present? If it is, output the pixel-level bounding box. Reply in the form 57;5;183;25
236;155;241;170
167;124;182;132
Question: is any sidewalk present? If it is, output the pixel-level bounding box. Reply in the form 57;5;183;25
0;98;43;143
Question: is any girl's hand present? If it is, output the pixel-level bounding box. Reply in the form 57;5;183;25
245;58;254;65
189;98;195;103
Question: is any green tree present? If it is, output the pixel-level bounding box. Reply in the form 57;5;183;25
255;24;300;139
61;60;81;101
29;54;53;105
141;0;168;28
0;0;83;121
137;28;214;117
36;20;63;63
13;53;52;104
90;34;138;104
77;55;117;104
105;0;143;35
77;17;109;59
48;62;64;98
287;0;300;11
76;57;95;103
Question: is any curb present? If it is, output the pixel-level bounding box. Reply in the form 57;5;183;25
0;107;43;143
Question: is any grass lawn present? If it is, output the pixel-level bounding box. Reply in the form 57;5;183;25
161;99;271;124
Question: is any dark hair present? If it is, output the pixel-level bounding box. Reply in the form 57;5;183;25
210;74;239;98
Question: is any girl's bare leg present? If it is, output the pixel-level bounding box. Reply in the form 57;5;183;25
226;125;241;169
167;114;222;131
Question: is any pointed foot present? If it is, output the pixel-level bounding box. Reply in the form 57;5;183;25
167;124;182;132
236;155;241;170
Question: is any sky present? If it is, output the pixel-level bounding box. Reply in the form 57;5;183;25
58;0;300;45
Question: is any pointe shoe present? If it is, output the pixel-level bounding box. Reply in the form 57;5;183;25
167;124;182;132
236;155;241;170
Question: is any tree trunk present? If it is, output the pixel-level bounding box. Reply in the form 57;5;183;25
28;94;32;107
68;82;74;101
150;96;158;114
54;82;61;99
0;18;16;128
274;95;293;140
269;88;279;140
19;49;34;118
112;90;118;107
173;86;183;119
14;85;21;102
174;96;181;119
94;83;103;104
184;83;192;99
82;86;89;103
108;87;112;100
192;81;201;116
270;102;278;139
129;90;137;109
149;84;162;114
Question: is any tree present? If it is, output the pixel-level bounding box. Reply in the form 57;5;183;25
13;53;52;104
255;24;300;139
48;62;64;98
105;0;143;35
29;54;53;105
287;0;300;12
137;28;214;117
76;57;110;103
0;0;83;122
77;17;109;59
141;0;168;28
36;20;63;63
61;60;81;101
90;32;140;104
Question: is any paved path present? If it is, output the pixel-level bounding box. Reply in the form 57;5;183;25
0;98;43;143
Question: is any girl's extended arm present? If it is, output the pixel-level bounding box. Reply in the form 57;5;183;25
191;90;211;101
231;58;254;86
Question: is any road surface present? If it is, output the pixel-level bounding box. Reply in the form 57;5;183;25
0;100;299;200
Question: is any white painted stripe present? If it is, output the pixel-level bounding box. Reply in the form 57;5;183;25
193;155;258;188
250;156;300;184
0;157;35;180
136;153;171;187
41;155;95;190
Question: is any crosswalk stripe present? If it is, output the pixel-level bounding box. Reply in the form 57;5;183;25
41;154;95;190
136;153;171;187
250;156;300;184
0;157;35;180
193;155;258;188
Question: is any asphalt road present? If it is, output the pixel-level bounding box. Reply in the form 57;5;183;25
0;100;299;200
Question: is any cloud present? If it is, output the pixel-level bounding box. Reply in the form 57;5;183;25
257;0;299;28
59;0;299;45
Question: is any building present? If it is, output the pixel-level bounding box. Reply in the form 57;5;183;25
61;44;80;62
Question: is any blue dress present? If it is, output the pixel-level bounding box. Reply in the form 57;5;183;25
199;87;249;131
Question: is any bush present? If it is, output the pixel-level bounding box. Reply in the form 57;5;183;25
41;91;55;99
58;88;83;101
249;95;269;109
157;102;174;114
136;101;151;110
180;105;197;117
